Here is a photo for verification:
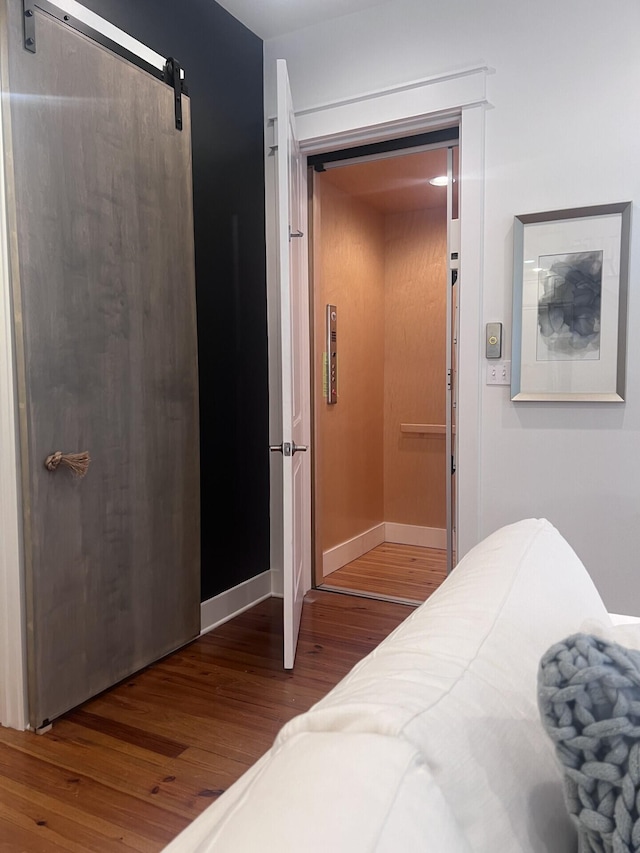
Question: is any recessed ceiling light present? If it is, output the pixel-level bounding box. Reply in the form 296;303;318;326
524;259;535;264
428;175;449;187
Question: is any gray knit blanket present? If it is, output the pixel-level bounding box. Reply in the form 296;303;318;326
538;633;640;853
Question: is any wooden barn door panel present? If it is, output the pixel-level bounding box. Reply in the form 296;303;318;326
2;2;200;728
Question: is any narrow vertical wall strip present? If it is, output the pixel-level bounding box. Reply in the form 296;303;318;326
0;0;28;730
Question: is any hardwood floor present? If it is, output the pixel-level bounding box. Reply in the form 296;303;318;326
320;541;447;603
0;591;411;852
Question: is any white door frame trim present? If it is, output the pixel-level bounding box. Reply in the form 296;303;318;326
295;64;489;152
269;63;488;581
0;11;27;728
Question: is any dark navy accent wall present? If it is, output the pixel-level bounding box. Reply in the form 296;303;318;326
81;0;269;601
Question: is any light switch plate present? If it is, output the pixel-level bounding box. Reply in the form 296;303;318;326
486;360;511;385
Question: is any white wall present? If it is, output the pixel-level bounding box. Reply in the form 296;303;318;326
265;0;640;613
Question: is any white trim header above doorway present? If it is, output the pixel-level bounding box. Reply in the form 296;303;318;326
292;64;491;153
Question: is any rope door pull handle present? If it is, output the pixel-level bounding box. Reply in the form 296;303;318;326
44;451;91;478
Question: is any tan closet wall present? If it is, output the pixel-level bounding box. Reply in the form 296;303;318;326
313;177;386;554
383;208;447;528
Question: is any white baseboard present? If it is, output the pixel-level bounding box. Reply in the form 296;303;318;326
323;523;385;578
323;522;446;577
384;522;446;550
200;571;272;635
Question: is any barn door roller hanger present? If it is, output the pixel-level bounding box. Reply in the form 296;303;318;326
22;0;186;130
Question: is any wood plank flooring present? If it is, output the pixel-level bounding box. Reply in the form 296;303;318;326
321;541;447;603
0;591;411;852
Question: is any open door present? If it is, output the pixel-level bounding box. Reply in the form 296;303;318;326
273;59;311;668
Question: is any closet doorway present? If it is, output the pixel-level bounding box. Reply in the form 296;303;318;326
309;136;459;605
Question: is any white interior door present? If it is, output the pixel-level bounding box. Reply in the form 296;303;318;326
275;59;310;669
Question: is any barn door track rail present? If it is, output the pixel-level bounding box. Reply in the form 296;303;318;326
21;0;187;129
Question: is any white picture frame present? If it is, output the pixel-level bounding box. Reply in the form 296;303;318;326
511;202;631;402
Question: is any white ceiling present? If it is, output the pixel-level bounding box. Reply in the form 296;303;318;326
214;0;389;40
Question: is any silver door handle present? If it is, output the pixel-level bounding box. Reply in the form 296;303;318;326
270;441;309;457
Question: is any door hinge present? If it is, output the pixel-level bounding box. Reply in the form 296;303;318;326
452;269;458;286
451;455;456;475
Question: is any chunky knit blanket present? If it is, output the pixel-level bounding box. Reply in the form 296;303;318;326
538;633;640;853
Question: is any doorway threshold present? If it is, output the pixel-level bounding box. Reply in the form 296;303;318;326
317;584;421;608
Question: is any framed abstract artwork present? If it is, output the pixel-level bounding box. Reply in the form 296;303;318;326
511;202;631;402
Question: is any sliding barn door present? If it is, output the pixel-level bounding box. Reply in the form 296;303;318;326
1;1;200;728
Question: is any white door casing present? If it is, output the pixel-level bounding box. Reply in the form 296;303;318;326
445;145;455;573
275;59;311;669
450;214;460;564
268;64;488;586
0;8;27;726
